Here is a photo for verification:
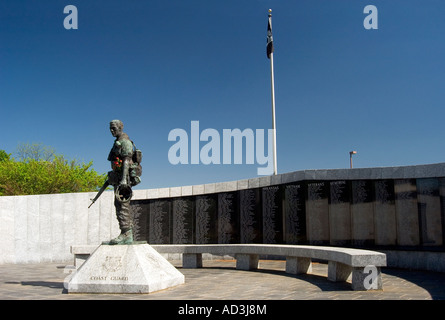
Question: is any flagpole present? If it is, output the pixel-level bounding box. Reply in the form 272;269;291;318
268;9;278;175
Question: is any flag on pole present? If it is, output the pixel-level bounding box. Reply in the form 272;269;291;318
267;14;274;59
267;9;278;175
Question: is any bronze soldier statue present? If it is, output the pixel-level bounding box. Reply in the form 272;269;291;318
89;120;142;245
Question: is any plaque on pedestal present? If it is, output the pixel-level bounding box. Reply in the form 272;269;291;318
374;180;396;246
149;199;171;244
262;185;283;244
417;178;442;246
172;197;194;244
218;192;239;244
195;195;217;244
351;180;374;247
329;180;351;246
306;181;329;245
284;183;306;244
239;188;262;243
394;179;419;246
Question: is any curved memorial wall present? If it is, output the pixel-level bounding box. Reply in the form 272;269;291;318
2;163;445;270
131;163;445;255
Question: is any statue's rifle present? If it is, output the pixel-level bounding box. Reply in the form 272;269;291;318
88;180;110;208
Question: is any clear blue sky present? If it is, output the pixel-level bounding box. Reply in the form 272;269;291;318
1;0;445;190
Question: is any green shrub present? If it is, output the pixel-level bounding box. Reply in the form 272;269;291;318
0;150;107;196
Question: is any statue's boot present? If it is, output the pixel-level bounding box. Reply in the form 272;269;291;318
109;229;133;245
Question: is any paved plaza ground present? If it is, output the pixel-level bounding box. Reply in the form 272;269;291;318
1;259;445;301
2;259;444;318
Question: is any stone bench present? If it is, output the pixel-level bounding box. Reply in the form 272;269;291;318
71;244;386;291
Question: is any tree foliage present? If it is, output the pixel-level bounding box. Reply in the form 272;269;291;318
0;150;10;162
0;144;107;196
15;142;55;162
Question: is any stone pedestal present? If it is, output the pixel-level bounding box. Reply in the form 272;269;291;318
67;244;185;294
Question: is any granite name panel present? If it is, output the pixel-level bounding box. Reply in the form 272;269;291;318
239;188;262;244
195;194;218;244
416;178;442;246
439;178;445;247
306;181;329;245
394;179;419;246
351;180;374;246
262;185;284;244
374;180;397;246
148;199;172;244
283;183;306;244
130;199;149;242
329;180;351;246
172;197;194;244
218;192;240;244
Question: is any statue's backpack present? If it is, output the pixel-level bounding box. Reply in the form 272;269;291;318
130;141;142;186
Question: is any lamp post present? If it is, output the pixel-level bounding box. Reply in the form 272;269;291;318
349;151;357;169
